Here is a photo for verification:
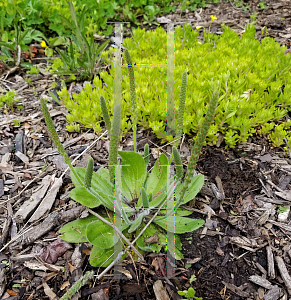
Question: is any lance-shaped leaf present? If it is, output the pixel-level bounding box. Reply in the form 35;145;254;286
145;153;168;197
118;151;147;201
141;187;149;208
128;210;150;233
153;216;204;234
59;215;98;243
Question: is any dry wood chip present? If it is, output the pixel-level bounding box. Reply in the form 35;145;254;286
91;289;109;300
221;281;249;297
42;281;58;300
263;285;282;300
14;175;51;223
275;190;291;201
153;280;170;300
255;262;267;275
23;259;63;272
0;203;12;248
10;211;60;250
268;220;291;232
10;253;35;262
229;236;258;248
249;275;273;289
266;246;275;279
275;256;291;295
256;205;276;225
28;176;63;223
0;269;6;299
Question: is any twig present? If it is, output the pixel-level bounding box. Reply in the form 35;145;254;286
87;208;144;262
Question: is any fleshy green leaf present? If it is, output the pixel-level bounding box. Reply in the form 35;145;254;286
70;187;101;208
118;151;147;200
89;245;126;267
153;216;204;233
86;220;115;249
59;214;98;243
145;153;169;196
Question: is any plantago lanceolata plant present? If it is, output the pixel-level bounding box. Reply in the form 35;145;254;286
41;43;221;272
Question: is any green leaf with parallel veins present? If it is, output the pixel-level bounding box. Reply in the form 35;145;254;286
86;221;115;249
70;167;115;210
118;151;147;200
89;245;127;267
141;187;149;208
71;167;113;193
128;210;150;233
175;175;204;206
70;187;101;208
86;219;130;249
145;153;169;196
153;216;204;233
59;215;98;243
159;208;193;217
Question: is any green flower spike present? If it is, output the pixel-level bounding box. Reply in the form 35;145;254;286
124;48;137;152
100;95;111;134
109;103;122;185
179;89;219;208
176;71;187;147
84;157;94;188
40;98;82;185
59;271;94;300
169;71;187;165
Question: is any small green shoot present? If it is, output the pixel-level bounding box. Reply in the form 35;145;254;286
178;287;202;300
278;206;289;213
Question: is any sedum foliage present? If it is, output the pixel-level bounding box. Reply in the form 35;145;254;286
58;23;291;152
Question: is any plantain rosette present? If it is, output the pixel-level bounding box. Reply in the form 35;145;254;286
60;151;205;267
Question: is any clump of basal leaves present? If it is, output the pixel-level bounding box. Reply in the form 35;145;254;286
41;47;220;285
47;1;110;81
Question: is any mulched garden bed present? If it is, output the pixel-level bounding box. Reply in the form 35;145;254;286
1;0;291;299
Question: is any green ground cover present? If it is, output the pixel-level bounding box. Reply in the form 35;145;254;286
58;23;291;153
0;0;221;38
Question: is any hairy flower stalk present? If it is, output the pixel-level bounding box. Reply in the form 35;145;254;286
40;98;82;185
178;89;219;208
59;270;94;300
109;103;122;185
100;95;111;134
144;143;149;166
124;48;137;152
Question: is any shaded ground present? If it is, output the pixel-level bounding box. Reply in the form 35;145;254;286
1;0;291;299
